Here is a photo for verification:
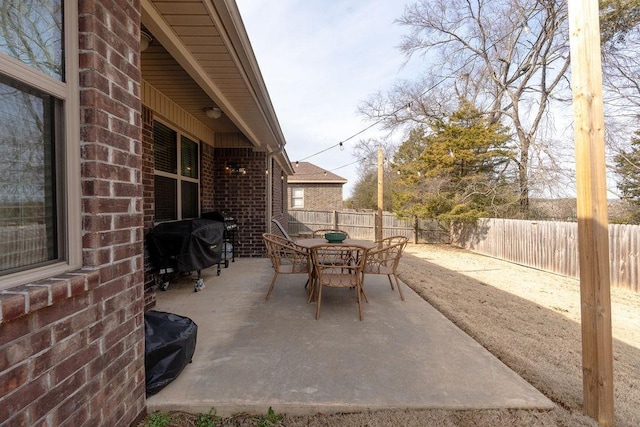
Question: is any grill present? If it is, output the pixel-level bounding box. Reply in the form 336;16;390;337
147;218;225;292
201;212;236;266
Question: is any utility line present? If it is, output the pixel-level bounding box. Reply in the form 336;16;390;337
328;158;366;172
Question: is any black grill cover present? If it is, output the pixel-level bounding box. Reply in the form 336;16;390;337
147;219;224;272
144;310;198;396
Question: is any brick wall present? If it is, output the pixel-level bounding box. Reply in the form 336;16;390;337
141;105;156;311
213;147;268;257
289;183;344;211
201;143;215;213
271;160;289;239
0;1;146;425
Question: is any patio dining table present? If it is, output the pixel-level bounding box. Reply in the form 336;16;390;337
294;238;375;303
294;238;376;250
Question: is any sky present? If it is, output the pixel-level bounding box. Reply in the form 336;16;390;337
235;1;424;198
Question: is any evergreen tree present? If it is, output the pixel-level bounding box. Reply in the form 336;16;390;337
392;100;518;223
615;127;640;222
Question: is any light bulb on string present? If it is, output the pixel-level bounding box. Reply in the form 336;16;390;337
339;142;344;151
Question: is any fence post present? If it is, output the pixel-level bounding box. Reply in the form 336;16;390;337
414;216;418;244
373;211;379;241
333;210;339;229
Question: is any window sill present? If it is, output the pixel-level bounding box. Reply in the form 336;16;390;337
0;269;100;325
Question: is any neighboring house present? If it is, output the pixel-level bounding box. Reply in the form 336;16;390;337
0;1;292;425
288;162;347;211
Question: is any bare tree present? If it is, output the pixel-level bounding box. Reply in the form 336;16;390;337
390;0;574;214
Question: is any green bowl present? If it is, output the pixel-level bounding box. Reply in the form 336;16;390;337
324;232;346;243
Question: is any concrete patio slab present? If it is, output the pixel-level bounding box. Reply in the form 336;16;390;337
146;258;554;417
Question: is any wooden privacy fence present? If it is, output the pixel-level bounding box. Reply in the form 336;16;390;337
287;210;450;244
452;218;640;293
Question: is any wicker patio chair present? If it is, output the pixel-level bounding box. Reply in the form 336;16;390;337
375;235;408;247
310;244;368;320
363;238;408;300
262;233;310;300
271;218;292;240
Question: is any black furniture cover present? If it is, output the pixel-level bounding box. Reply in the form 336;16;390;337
147;218;224;272
144;310;198;396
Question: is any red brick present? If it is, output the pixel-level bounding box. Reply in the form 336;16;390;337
83;213;113;232
2;411;28;427
23;285;50;312
29;370;86;422
0;373;48;422
83;248;112;267
104;347;136;383
0;293;26;322
58;405;89;427
46;280;71;305
32;295;91;329
0;315;29;346
52;306;99;343
114;214;143;229
52;341;100;385
0;328;51;372
57;379;99;424
104;317;135;351
0;363;28;397
31;332;82;378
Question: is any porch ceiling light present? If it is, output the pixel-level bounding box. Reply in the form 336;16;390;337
204;107;223;119
140;29;153;51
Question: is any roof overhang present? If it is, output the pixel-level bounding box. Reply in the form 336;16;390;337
141;0;293;174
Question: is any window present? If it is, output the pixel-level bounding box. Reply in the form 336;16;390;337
0;0;80;287
291;188;304;208
153;121;200;222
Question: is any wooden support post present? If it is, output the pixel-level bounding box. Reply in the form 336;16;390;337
376;147;383;241
568;1;614;424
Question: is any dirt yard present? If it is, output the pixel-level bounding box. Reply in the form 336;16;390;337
143;244;640;426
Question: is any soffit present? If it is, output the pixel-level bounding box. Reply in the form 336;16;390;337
141;0;290;170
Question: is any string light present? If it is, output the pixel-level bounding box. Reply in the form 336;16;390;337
294;102;410;163
293;59;473;167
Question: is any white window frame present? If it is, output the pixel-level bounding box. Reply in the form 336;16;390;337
153;119;200;222
291;187;304;209
0;0;81;290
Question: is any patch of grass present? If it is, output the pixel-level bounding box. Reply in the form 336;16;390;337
258;407;283;427
196;408;221;427
141;407;283;427
145;411;172;427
